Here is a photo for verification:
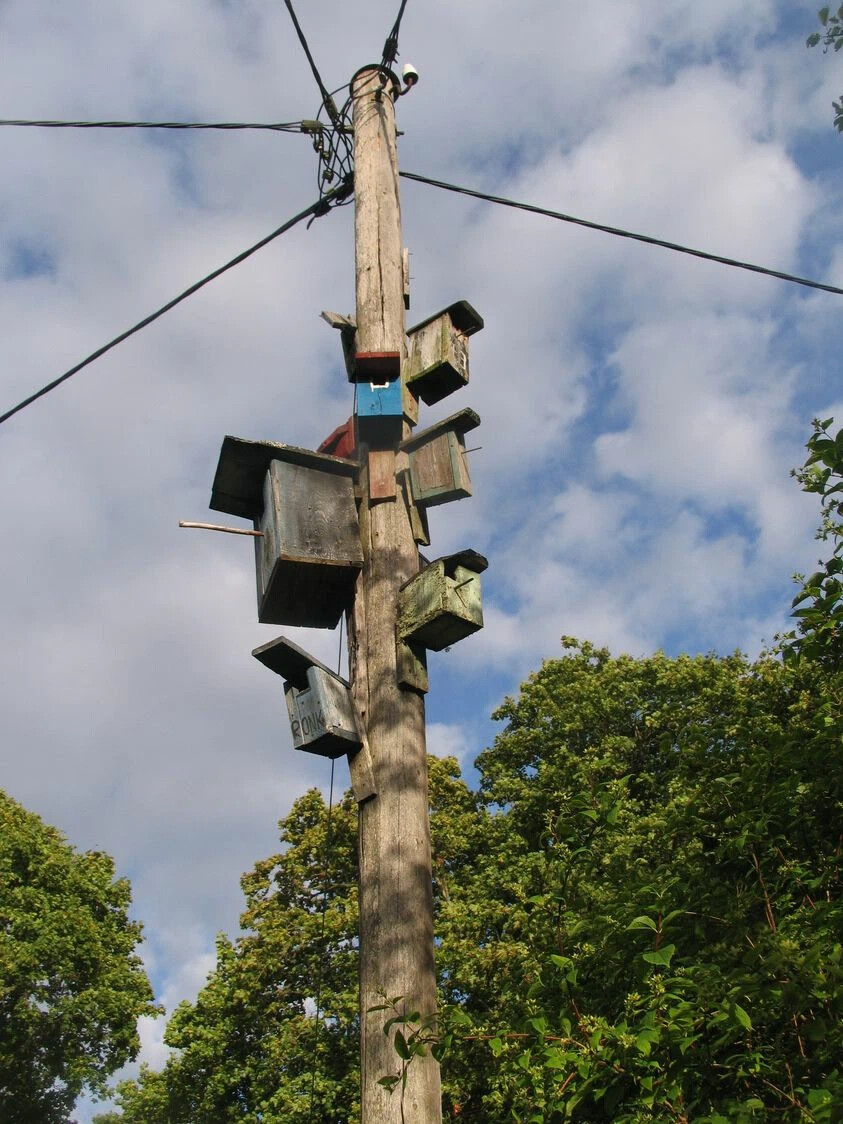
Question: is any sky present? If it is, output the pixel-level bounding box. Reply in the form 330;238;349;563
0;0;841;1117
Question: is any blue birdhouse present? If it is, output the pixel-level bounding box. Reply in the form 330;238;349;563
356;377;403;445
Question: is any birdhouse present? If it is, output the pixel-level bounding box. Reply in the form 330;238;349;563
252;636;363;759
397;549;487;651
404;300;484;407
400;408;479;509
356;378;403;445
210;437;363;629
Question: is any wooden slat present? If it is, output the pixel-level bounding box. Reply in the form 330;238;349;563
368;449;397;500
399;407;480;453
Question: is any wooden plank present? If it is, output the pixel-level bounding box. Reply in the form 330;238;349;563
211;435;357;519
368;449;396;500
399;407;480;453
251;634;350;689
397;637;428;694
348;736;378;803
399;469;431;546
408;430;472;508
407;299;484;338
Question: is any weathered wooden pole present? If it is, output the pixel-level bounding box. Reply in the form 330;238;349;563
349;65;442;1123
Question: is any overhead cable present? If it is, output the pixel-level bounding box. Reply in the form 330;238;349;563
282;0;340;125
381;0;410;66
0;118;319;132
400;171;843;297
0;178;352;427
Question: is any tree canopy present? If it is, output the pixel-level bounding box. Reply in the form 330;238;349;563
100;427;843;1121
0;792;156;1123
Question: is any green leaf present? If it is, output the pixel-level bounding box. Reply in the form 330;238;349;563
732;1003;752;1031
808;1088;833;1108
627;915;658;931
393;1030;411;1060
641;943;675;967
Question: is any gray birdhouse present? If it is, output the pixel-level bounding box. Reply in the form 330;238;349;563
253;636;363;759
210;437;363;629
400;408;479;509
397;549;487;651
404;300;484;407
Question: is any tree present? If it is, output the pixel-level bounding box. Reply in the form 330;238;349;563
807;5;843;131
435;641;842;1121
0;791;156;1122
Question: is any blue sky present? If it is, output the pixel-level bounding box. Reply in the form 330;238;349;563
0;0;841;1116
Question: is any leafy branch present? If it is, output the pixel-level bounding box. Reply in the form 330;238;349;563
807;5;843;130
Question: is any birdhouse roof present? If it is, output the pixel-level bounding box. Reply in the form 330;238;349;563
252;634;349;689
407;300;484;338
399;407;480;453
210;435;358;519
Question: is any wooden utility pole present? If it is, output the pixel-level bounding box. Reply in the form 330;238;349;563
349;65;442;1123
209;58;483;1124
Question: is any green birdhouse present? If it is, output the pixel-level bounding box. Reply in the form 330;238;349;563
404;300;484;407
397;549;487;652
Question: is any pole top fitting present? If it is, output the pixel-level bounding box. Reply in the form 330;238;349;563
349;64;401;102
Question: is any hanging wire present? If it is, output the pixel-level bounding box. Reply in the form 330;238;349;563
0;179;352;427
399;171;843;297
0;117;326;133
310;83;354;204
381;0;410;68
282;0;340;126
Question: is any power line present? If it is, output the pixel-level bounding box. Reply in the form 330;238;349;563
381;0;410;67
282;0;340;126
0;178;352;427
0;118;321;132
400;171;843;297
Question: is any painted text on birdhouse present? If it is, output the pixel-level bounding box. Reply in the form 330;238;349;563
252;635;363;760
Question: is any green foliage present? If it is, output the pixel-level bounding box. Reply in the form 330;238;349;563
433;641;843;1120
807;5;843;130
0;791;156;1122
783;417;843;667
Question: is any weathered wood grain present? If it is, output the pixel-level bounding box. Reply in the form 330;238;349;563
283;668;362;758
404;302;483;406
351;65;441;1124
397;558;484;651
255;460;363;628
211;436;357;520
368;448;397;500
408;430;472;508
